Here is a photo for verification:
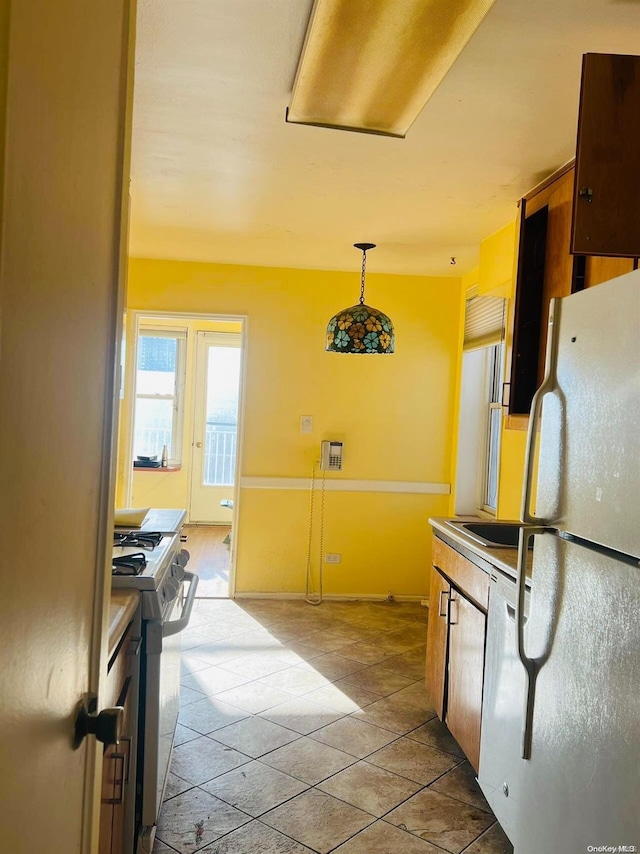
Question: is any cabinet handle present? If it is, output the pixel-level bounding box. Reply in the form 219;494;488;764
438;589;448;618
449;593;459;625
127;636;142;657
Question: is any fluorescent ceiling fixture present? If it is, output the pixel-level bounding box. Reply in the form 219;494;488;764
287;0;496;138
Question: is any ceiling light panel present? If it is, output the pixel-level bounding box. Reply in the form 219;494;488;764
287;0;496;138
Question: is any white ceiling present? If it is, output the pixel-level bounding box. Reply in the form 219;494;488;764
129;0;640;277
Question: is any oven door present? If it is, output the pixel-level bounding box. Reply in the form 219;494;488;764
139;571;198;850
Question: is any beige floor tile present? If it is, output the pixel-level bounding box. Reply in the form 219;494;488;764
171;736;250;785
320;623;382;642
394;644;428;664
301;629;360;652
463;821;514;854
374;630;427;654
152;840;176;854
257;664;332;696
350;695;436;735
260;735;357;784
215;628;282;653
310;716;399;758
336;641;398;665
180;686;207;708
385;788;495;853
387;680;437;712
181;654;214;678
430;760;491;811
201;760;309;817
186;643;247;667
338;667;415;697
181;665;252;696
331;819;445;853
156;788;250;853
367;737;459;785
374;652;426;681
174;724;201;746
407;718;466;758
178;696;248;735
259;695;345;735
261;789;374;854
302;652;367;680
317;760;421;816
215;682;295;714
210;716;300;758
304;680;383;713
198;819;315;853
164;772;193;801
217;653;291;680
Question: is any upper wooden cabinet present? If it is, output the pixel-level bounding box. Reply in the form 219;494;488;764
572;54;640;258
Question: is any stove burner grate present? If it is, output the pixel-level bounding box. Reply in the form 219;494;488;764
113;531;163;550
112;552;147;576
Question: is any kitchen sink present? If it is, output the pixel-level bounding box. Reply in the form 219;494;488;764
448;521;529;549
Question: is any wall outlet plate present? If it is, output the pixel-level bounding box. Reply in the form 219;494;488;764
300;415;313;434
325;553;341;564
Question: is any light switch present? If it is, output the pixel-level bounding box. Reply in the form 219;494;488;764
300;415;313;434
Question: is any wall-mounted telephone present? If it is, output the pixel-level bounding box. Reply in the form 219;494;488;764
320;441;343;471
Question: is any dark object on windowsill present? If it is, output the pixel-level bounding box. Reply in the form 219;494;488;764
134;459;162;468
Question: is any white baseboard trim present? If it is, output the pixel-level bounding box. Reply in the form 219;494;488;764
240;476;450;495
233;591;428;604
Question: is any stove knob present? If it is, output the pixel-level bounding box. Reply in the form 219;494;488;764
164;577;180;603
172;562;185;581
176;549;190;567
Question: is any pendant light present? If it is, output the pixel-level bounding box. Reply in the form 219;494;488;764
326;243;395;354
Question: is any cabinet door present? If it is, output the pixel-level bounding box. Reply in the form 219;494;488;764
573;53;640;257
425;565;449;720
446;590;486;772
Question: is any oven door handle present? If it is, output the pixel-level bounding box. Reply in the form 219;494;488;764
163;571;199;638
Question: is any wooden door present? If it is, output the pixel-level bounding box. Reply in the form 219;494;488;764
446;591;486;772
425;566;450;720
573;53;640;257
0;1;134;852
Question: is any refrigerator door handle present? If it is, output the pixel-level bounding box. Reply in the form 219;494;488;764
515;525;550;759
521;298;561;525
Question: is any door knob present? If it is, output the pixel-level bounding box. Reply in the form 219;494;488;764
73;697;123;749
196;441;203;448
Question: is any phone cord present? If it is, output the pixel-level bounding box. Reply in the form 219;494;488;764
305;460;325;605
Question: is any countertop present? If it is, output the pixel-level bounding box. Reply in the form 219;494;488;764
429;517;533;583
108;590;140;661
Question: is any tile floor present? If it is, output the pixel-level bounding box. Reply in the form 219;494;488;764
154;598;513;854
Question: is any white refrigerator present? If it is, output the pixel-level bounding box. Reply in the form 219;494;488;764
478;270;640;852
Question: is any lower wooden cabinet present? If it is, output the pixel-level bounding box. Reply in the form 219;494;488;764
100;619;140;854
426;538;489;772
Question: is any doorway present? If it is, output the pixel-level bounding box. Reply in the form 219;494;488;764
125;314;245;599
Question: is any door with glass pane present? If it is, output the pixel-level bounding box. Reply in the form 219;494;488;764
190;332;242;523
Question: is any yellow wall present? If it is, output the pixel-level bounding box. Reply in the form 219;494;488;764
125;258;463;597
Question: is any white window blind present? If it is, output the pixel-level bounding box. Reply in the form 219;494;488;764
463;292;506;351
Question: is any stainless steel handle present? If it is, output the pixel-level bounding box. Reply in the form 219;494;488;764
438;589;448;618
163;571;199;637
515;525;546;759
521;298;561;525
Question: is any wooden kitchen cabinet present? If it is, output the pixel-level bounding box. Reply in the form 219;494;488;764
572;54;640;258
425;564;449;720
507;162;638;421
426;537;489;772
100;616;140;854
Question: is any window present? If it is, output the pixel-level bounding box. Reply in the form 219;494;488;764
132;328;186;463
480;342;503;513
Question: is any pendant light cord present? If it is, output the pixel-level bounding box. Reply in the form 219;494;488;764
359;248;367;305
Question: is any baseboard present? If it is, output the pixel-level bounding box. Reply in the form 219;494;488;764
233;591;428;604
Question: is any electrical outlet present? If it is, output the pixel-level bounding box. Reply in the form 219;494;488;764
300;415;313;434
325;553;341;564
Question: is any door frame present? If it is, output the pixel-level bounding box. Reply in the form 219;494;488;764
121;310;248;598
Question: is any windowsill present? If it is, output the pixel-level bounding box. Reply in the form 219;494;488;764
132;464;182;472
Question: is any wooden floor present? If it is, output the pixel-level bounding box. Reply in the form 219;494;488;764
182;524;230;598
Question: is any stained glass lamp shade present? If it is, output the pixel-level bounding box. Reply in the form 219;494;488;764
326;244;395;354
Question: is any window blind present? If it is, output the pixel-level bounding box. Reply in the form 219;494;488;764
463;293;506;350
